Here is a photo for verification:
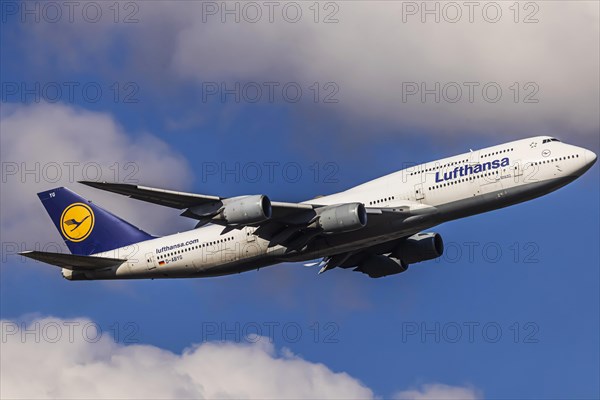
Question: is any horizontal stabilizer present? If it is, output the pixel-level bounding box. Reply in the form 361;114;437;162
19;251;126;271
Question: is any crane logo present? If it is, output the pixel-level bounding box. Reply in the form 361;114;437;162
60;203;95;242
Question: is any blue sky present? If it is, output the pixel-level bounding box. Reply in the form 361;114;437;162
1;2;599;399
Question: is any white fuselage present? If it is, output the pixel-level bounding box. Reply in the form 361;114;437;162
64;136;596;280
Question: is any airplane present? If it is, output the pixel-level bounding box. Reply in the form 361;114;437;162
20;136;597;280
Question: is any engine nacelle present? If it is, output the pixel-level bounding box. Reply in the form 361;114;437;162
393;232;444;264
355;255;408;278
221;195;272;224
317;203;367;233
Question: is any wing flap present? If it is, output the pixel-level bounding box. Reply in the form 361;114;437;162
365;204;438;224
19;251;127;271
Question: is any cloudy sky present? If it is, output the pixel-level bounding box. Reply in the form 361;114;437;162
1;1;598;399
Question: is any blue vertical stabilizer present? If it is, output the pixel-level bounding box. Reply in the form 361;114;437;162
37;187;155;255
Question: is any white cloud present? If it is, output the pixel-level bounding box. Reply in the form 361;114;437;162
10;2;599;141
0;316;374;400
168;2;599;139
0;102;194;256
394;383;482;400
0;316;485;400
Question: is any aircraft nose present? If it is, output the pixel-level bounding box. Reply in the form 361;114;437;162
584;149;597;166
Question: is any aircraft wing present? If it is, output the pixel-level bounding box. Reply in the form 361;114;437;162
79;181;437;252
19;251;127;271
79;181;222;208
79;181;316;221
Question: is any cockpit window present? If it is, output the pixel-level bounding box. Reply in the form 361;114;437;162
542;138;561;144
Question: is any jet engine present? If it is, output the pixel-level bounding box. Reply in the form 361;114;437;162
220;195;272;224
392;232;444;264
355;255;408;278
316;203;367;233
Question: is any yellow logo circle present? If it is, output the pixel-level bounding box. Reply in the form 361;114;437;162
60;203;95;242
